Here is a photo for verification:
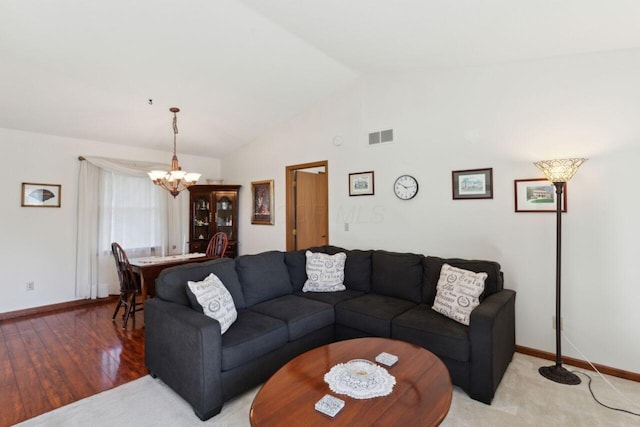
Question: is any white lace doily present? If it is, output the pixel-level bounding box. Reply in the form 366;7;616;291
324;359;396;399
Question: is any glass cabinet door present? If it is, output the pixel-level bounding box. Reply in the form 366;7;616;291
215;192;236;240
192;196;211;241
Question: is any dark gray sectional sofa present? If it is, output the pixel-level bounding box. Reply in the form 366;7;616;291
145;246;516;421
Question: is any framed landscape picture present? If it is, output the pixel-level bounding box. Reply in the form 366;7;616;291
348;171;375;196
21;183;61;207
452;168;493;200
514;178;567;213
251;180;274;224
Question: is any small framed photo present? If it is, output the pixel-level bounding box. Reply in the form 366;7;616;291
452;168;493;200
251;180;274;225
514;178;567;213
21;183;61;207
348;171;375;196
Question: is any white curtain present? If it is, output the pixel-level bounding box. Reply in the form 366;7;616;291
76;156;189;299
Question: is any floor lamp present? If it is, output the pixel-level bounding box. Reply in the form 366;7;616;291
534;157;586;385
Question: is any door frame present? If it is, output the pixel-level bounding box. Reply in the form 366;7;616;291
285;160;329;251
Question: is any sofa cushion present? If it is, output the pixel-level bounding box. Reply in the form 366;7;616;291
322;245;344;254
331;248;373;292
371;251;423;303
284;250;307;292
432;264;487;326
392;304;470;362
220;310;288;371
235;251;292;306
295;289;364;306
423;257;503;306
187;273;238;334
302;251;346;292
249;295;334;341
157;258;246;309
335;294;416;337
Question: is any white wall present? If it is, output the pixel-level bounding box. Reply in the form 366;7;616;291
222;49;640;373
0;128;220;313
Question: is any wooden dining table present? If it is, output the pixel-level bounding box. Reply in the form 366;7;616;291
129;253;217;299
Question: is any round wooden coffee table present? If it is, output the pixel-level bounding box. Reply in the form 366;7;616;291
250;337;452;426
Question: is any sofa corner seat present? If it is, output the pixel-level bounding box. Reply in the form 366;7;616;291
335;293;416;338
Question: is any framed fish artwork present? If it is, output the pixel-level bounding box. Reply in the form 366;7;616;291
21;183;61;207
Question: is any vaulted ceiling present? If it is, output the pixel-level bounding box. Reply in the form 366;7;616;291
2;0;640;157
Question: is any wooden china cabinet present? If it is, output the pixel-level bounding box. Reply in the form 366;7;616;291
188;185;241;258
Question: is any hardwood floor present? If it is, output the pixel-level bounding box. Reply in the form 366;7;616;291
0;300;146;427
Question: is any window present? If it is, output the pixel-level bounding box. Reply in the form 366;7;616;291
99;171;165;255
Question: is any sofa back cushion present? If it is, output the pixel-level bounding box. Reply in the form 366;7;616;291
422;256;503;306
156;258;246;309
371;251;423;303
324;246;372;292
284;249;307;292
236;251;292;306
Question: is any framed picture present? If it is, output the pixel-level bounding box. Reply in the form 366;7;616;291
21;183;61;207
348;171;375;196
251;180;274;225
514;178;567;213
452;168;493;200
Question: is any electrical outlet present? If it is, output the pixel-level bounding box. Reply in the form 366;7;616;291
26;281;35;291
552;315;563;331
344;222;349;231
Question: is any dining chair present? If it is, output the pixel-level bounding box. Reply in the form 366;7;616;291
206;232;229;257
111;242;143;329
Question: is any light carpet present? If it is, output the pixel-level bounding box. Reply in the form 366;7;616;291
16;354;640;426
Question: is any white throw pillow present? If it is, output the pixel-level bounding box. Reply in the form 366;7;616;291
432;264;487;326
187;273;237;334
302;251;347;292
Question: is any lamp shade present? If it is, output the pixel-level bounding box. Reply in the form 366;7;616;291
534;158;587;183
148;170;167;180
169;170;187;181
184;172;202;183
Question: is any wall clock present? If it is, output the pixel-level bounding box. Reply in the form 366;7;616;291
394;175;418;200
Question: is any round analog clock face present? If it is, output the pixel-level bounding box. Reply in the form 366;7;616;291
394;175;418;200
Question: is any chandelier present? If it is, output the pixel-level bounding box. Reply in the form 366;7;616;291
148;107;201;197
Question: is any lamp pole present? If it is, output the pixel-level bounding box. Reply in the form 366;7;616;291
553;181;564;369
534;158;586;385
537;181;580;384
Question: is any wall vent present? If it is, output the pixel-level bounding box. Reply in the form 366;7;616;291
368;129;394;146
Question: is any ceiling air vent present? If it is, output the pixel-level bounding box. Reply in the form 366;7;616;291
368;129;394;146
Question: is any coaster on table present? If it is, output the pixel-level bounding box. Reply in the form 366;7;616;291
375;352;398;366
315;394;345;417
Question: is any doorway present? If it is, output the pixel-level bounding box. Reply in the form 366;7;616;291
285;161;329;251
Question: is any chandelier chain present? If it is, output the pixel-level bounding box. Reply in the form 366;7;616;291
172;113;179;154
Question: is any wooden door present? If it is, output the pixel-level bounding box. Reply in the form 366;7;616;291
294;170;328;250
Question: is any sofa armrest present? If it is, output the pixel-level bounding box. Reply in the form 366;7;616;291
468;288;516;404
144;298;223;420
